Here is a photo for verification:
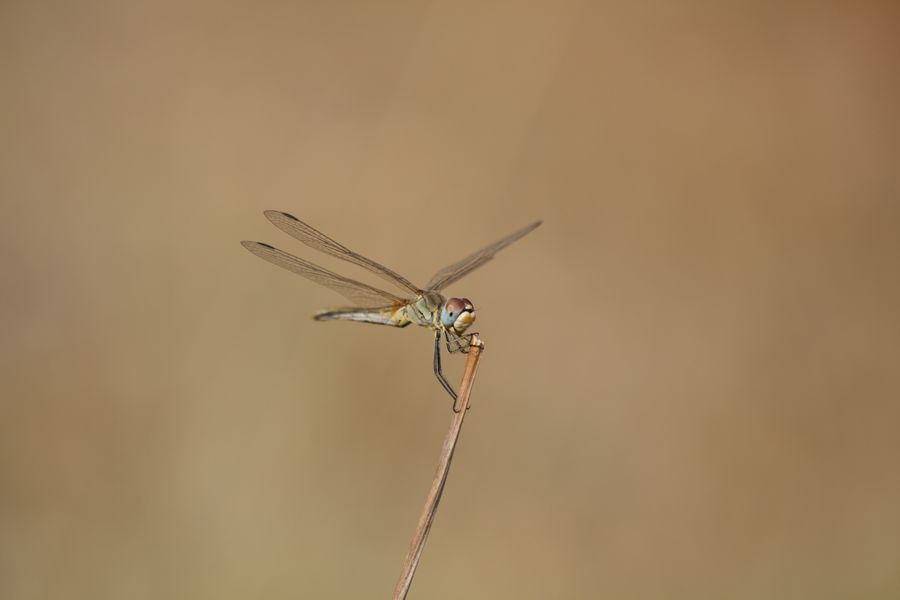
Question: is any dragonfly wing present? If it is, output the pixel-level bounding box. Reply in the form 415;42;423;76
264;211;423;295
241;241;406;307
426;220;542;291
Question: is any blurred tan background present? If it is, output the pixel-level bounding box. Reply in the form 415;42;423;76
2;1;899;598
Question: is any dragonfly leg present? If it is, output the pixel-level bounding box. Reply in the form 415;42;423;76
433;330;460;408
445;329;478;354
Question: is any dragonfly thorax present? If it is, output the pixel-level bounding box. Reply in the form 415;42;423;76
440;297;475;334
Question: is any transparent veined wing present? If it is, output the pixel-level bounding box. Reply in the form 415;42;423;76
264;210;423;295
426;220;542;291
241;241;406;307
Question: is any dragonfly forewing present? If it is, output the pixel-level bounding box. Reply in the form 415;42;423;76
264;211;423;296
240;241;405;308
426;220;542;291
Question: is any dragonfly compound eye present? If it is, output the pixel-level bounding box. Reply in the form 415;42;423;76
441;297;475;333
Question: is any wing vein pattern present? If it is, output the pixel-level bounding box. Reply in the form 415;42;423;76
240;241;404;308
265;210;422;295
426;220;542;291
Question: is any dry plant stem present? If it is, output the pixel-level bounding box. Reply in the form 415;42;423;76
392;335;485;600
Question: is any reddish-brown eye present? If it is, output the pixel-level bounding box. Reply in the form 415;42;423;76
445;297;465;313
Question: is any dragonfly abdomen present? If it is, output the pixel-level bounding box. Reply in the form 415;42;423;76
313;306;410;327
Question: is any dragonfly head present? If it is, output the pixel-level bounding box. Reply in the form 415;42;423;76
440;297;475;334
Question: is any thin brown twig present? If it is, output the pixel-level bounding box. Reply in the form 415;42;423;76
392;334;485;600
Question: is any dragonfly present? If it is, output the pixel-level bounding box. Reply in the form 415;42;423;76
241;211;541;403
